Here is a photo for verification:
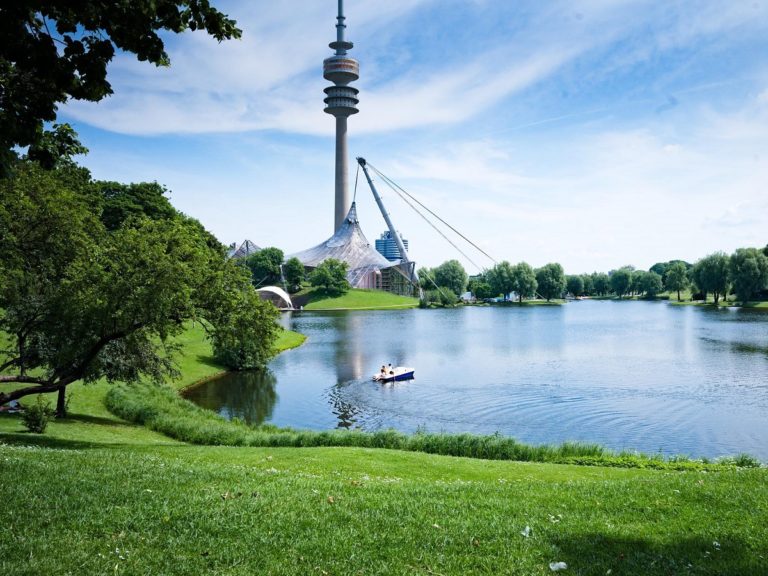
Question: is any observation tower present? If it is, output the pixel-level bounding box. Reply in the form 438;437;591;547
323;0;359;231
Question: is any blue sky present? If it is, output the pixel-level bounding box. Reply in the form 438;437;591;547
61;0;768;274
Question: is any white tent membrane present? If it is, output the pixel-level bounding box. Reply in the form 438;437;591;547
256;286;294;309
289;202;403;289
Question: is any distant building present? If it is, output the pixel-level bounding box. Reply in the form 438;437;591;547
375;230;409;262
227;239;261;259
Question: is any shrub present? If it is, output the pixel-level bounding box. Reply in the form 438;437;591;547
21;396;54;433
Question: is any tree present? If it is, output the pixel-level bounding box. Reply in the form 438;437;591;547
309;259;349;296
729;247;768;303
610;268;633;299
665;261;689;301
693;252;730;304
0;161;278;416
418;266;435;290
566;275;584;298
432;260;468;295
649;262;668;281
0;1;241;176
511;262;537;303
283;257;305;293
486;261;515;300
467;276;493;300
592;272;611;296
638;271;663;298
96;180;177;231
472;282;493;300
581;274;594;296
535;263;566;302
247;247;284;287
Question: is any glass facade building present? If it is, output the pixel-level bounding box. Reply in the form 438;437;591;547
375;231;409;262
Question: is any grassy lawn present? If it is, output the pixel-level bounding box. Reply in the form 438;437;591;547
297;287;419;310
1;442;766;575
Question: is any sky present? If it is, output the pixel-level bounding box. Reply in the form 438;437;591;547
60;0;768;274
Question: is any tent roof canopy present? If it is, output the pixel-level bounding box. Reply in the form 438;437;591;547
289;202;401;286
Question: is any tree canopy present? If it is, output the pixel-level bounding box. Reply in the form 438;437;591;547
566;275;584;298
0;160;277;415
665;262;689;301
309;259;350;296
729;248;768;303
692;252;730;304
535;263;566;302
283;257;305;294
0;1;241;175
432;260;468;296
610;268;633;299
511;262;537;303
486;261;514;300
247;247;284;287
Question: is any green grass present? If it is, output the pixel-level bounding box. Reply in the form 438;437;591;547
1;443;766;575
297;287;419;310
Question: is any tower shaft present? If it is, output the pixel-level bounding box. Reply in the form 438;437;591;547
334;116;349;230
324;0;359;232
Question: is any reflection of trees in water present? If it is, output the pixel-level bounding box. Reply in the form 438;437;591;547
186;370;278;425
326;384;362;429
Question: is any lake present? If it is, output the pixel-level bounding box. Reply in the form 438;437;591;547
184;301;768;460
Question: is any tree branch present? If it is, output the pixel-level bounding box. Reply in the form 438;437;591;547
0;381;63;406
0;375;48;385
0;357;21;373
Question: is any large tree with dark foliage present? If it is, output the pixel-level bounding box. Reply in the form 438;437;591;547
729;248;768;303
0;1;241;175
535;263;566;302
692;252;730;304
0;160;277;416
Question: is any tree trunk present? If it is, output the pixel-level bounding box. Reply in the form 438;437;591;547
56;386;67;418
677;289;681;302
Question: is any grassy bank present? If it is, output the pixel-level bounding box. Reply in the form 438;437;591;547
296;287;419;310
0;324;305;445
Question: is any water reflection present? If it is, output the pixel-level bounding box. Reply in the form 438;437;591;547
187;303;768;459
183;370;277;425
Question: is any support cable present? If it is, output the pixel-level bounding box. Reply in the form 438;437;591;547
367;163;497;265
384;181;484;272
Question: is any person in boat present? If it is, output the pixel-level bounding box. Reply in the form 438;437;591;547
388;363;394;375
380;365;386;375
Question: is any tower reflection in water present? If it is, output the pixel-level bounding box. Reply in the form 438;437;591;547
324;311;408;429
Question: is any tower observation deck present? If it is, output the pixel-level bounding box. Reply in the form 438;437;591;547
324;0;359;231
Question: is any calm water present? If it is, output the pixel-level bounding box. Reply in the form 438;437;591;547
185;301;768;459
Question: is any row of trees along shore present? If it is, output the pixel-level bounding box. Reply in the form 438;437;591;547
418;247;768;305
244;248;350;296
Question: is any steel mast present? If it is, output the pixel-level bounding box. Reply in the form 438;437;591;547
357;157;419;291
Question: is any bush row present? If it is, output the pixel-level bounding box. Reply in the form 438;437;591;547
105;382;761;470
